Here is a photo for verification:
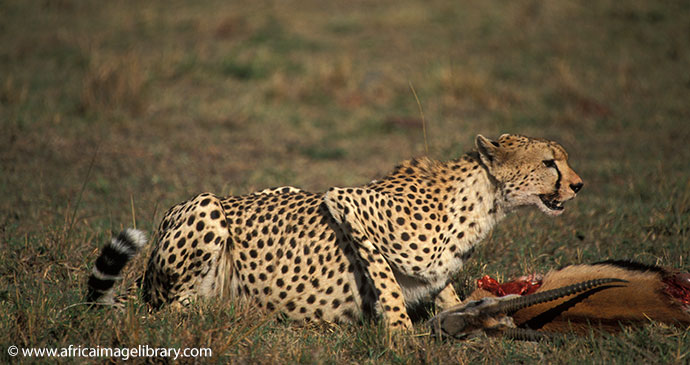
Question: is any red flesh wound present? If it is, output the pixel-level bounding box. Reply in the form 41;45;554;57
664;273;690;307
477;275;543;297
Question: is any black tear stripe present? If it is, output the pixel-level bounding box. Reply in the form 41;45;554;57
552;162;562;192
546;147;563;192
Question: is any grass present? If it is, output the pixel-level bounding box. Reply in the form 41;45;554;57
1;0;689;363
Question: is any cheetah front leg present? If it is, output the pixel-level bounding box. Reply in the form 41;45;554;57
350;235;413;330
324;188;412;330
434;283;463;310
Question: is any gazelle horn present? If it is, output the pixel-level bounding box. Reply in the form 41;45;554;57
490;278;628;315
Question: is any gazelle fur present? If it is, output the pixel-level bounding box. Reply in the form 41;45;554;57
430;260;690;339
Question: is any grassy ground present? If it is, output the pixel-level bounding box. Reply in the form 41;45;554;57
1;0;689;363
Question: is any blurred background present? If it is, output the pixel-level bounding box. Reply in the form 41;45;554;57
1;1;689;361
2;0;689;273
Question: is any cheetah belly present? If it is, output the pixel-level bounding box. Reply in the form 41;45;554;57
230;243;366;322
225;199;374;324
393;269;450;305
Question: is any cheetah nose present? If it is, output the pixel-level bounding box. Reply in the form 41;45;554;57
570;182;583;193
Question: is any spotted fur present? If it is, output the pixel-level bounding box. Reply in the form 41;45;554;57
87;134;583;330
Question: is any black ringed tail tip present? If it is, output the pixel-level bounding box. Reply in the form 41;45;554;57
86;229;148;304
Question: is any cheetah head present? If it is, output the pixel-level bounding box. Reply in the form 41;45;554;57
475;134;583;216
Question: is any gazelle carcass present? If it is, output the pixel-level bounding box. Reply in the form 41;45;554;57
429;260;690;340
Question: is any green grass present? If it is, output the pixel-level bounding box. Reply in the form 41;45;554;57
1;0;689;363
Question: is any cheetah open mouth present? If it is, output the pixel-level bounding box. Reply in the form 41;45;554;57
538;194;565;214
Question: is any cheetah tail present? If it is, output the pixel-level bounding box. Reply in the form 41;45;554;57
86;228;148;306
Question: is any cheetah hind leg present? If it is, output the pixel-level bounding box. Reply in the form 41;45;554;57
143;193;233;308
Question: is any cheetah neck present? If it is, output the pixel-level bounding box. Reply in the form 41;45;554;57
440;153;508;257
370;154;508;282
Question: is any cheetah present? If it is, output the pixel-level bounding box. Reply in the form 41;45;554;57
87;134;583;331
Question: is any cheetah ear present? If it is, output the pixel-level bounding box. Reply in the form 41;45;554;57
475;134;501;166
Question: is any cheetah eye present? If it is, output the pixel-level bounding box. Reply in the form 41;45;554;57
542;159;556;168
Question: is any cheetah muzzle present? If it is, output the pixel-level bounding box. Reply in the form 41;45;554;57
86;133;583;331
